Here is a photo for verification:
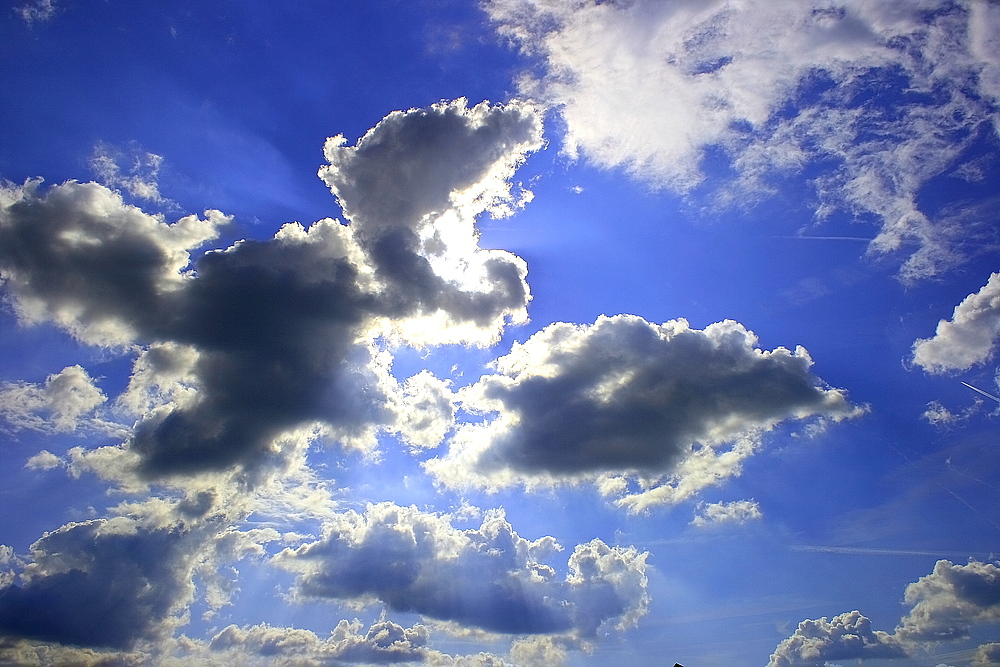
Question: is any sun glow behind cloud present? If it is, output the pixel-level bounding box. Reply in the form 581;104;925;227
1;1;1000;665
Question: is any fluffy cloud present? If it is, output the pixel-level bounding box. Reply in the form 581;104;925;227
0;514;212;650
767;610;906;667
274;502;648;637
912;273;1000;373
0;99;542;480
486;0;999;280
209;618;430;665
974;642;1000;667
896;559;1000;643
427;315;858;503
0;365;121;435
691;499;762;527
770;559;1000;664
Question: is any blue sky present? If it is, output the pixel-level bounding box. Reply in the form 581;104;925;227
1;1;1000;665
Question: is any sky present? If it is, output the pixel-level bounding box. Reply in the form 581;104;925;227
0;0;999;665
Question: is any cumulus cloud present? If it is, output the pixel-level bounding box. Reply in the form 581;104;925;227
771;559;1000;664
0;365;121;435
767;610;906;667
896;559;1000;643
209;618;431;665
427;315;859;506
0;514;213;650
912;273;1000;373
0;99;543;480
691;499;762;527
486;0;999;280
274;502;648;637
974;642;1000;667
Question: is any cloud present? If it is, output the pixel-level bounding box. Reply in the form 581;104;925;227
0;365;122;435
912;273;1000;373
209;618;431;665
767;610;906;667
896;559;1000;643
0;99;543;480
974;642;1000;667
274;502;648;637
427;315;859;503
89;141;171;206
770;559;1000;664
14;0;55;26
0;515;212;650
691;500;762;527
485;0;999;280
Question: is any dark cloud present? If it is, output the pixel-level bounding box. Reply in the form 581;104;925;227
0;516;210;650
0;99;542;480
274;503;648;637
430;315;858;492
767;610;906;667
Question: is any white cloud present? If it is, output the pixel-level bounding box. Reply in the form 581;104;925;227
0;365;122;435
427;315;859;505
767;610;906;666
896;559;1000;643
691;499;762;527
15;0;55;26
486;0;999;280
912;273;1000;373
973;642;1000;667
770;559;1000;664
89;141;171;206
274;502;648;637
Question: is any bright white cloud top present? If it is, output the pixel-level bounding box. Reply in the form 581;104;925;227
0;1;998;666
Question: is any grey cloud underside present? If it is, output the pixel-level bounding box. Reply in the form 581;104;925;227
0;100;541;478
457;315;855;478
0;517;206;650
275;503;648;637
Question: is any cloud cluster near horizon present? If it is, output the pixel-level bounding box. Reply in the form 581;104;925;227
486;0;1000;282
769;558;1000;666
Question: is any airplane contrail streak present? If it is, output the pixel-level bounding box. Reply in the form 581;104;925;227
962;381;1000;403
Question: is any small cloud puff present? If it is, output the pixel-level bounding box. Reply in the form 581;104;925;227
0;365;122;436
767;610;906;667
691;500;762;527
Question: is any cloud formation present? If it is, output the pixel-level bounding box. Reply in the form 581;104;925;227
486;0;1000;280
691;500;762;527
0;99;542;480
0;365;120;435
274;502;648;637
771;559;1000;664
912;273;1000;373
428;315;858;504
767;610;906;667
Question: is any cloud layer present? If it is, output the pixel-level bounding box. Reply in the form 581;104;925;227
486;0;1000;280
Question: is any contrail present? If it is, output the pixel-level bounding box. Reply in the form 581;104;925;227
791;545;996;559
962;381;1000;403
